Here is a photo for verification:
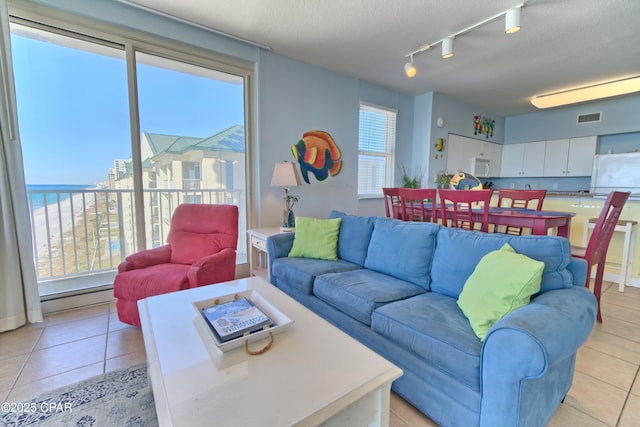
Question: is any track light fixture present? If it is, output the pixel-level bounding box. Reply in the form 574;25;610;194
404;54;417;78
442;37;454;59
505;6;522;34
404;2;525;76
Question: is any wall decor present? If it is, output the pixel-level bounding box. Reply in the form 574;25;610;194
473;115;495;138
291;130;342;184
434;137;446;158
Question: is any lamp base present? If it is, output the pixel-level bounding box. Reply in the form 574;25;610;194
280;226;295;232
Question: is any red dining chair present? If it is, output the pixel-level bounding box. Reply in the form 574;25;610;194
572;191;631;323
398;188;438;223
113;203;239;327
496;189;547;234
439;189;493;232
383;187;402;219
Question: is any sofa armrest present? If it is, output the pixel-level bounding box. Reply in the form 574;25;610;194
266;233;295;284
568;256;588;287
479;286;597;426
118;245;171;272
187;248;237;287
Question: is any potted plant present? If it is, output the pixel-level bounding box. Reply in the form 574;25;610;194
435;171;451;189
401;164;423;188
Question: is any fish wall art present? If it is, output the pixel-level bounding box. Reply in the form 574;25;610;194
291;130;342;184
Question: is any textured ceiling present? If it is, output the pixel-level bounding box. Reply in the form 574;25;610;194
121;0;640;116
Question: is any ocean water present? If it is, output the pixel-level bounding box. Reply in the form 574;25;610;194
26;184;94;211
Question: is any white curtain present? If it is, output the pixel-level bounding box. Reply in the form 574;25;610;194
0;2;42;332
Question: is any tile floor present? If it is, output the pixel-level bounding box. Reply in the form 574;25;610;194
1;281;639;426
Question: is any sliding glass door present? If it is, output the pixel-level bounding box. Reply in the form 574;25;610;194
11;22;131;296
10;18;249;299
134;52;246;255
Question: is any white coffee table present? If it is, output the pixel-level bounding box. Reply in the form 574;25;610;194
138;276;402;427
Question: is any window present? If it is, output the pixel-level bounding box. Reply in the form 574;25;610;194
358;103;396;197
9;13;251;301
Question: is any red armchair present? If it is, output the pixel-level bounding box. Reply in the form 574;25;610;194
113;203;239;327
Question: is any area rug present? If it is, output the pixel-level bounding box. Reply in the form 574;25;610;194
0;364;158;427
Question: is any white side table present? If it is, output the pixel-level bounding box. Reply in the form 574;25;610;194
582;218;638;292
247;227;286;280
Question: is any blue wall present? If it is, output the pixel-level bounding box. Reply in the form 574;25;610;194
23;0;640;214
258;51;415;221
31;0;415;222
505;94;640;143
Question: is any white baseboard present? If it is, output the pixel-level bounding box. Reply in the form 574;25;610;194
595;271;640;289
41;288;115;314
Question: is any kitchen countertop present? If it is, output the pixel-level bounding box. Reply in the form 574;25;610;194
546;191;639;201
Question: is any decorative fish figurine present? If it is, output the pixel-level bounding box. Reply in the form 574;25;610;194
450;171;483;190
292;130;342;184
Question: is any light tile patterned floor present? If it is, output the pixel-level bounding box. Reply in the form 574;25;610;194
1;281;639;426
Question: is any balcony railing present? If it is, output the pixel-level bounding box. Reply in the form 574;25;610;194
27;188;247;290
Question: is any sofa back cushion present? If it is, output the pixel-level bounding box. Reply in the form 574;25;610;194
430;228;574;298
327;211;376;266
364;218;439;290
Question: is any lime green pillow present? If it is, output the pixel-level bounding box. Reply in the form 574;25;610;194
288;217;342;260
457;243;544;341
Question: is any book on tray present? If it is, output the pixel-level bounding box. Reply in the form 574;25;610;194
202;297;273;342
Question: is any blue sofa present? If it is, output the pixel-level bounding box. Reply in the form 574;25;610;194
266;211;597;427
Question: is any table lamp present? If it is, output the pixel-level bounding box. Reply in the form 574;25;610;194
271;162;301;231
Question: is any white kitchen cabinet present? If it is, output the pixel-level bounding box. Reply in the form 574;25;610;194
500;141;546;177
543;136;597;177
446;134;502;177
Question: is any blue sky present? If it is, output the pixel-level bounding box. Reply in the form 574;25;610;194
11;30;244;185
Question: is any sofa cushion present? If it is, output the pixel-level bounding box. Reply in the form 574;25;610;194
327;210;375;266
371;292;483;391
271;257;361;295
457;243;544;341
314;269;426;325
364;218;439;290
288;217;342;260
431;228;574;299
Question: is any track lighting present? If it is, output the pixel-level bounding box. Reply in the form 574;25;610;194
404;2;525;77
505;6;521;34
404;54;417;77
442;37;454;59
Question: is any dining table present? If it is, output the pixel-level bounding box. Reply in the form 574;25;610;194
392;203;575;237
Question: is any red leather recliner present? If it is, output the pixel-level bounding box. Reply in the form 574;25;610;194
113;203;239;327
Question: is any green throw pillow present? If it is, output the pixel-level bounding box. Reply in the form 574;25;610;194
457;243;544;341
288;217;342;260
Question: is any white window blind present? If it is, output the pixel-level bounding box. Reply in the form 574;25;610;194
358;103;396;196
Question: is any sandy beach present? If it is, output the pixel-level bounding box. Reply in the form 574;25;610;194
30;192;96;262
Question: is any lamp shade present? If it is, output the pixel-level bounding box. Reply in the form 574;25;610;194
271;162;301;187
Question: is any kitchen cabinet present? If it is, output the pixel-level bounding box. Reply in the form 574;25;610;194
446;134;502;177
543;136;597;177
500;141;546;177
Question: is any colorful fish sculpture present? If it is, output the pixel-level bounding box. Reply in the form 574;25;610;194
291;130;342;184
450;171;483;190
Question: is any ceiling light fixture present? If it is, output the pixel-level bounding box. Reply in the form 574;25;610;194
404;2;525;76
505;6;522;34
442;37;454;59
531;76;640;109
405;54;417;78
